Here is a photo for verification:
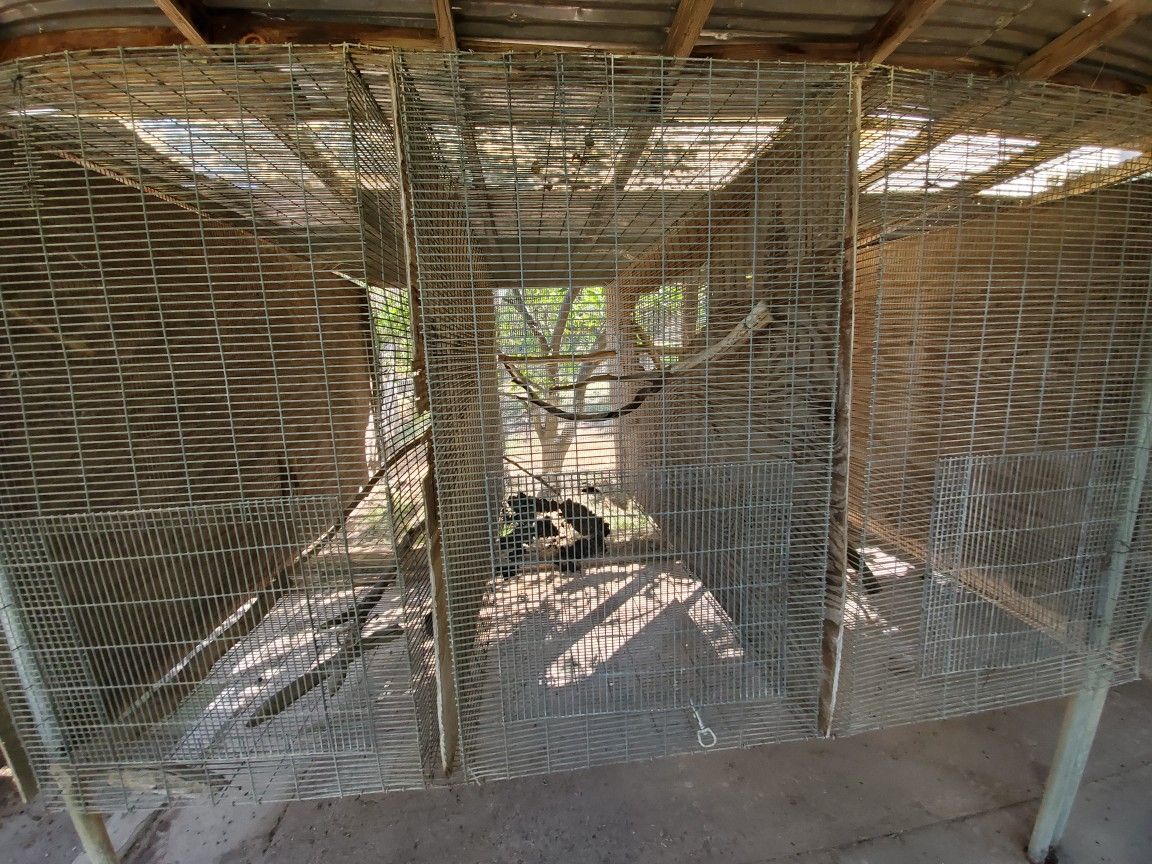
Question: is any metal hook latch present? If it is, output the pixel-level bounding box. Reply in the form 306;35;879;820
690;702;717;749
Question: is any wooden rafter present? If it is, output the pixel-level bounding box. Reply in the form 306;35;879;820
1016;0;1152;81
432;0;457;52
0;28;184;61
664;0;717;58
857;0;948;66
152;0;207;46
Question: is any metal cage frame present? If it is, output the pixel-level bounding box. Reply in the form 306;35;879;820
0;50;1148;864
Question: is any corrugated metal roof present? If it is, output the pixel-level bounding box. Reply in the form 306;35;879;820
1093;17;1152;82
0;1;167;39
203;0;436;31
455;1;676;50
0;0;1149;89
705;0;895;44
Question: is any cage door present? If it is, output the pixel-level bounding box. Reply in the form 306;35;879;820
921;448;1133;677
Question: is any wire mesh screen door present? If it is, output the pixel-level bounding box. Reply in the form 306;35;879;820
921;447;1135;676
0;47;432;808
834;68;1152;736
397;53;853;780
490;463;794;725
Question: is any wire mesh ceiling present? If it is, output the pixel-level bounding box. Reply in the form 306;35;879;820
0;45;1149;809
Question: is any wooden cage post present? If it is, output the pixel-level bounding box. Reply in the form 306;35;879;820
818;75;860;736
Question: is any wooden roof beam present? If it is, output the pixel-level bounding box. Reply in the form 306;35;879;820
152;0;208;47
0;28;184;62
432;0;457;52
857;0;948;66
664;0;717;58
1016;0;1152;81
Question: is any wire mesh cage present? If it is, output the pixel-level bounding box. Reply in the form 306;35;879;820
833;68;1152;735
395;53;853;780
0;46;431;808
1;43;1151;811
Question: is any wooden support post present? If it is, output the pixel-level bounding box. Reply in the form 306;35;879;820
819;76;860;736
420;444;460;775
1027;681;1110;863
51;766;119;864
2;564;114;862
387;54;459;775
66;809;119;864
0;683;37;799
1027;342;1152;862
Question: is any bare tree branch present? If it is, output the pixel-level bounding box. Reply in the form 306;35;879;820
550;283;584;354
504;301;773;423
506;288;550;354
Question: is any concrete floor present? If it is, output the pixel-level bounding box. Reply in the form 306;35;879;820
4;680;1151;864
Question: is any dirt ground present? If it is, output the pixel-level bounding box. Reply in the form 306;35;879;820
4;680;1151;864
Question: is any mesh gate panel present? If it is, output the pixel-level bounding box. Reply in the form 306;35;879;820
833;69;1152;736
398;54;852;779
491;464;793;724
922;448;1134;676
0;47;429;807
0;498;422;806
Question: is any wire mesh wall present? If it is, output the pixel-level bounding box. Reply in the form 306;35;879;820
833;69;1152;736
0;46;429;807
396;53;852;780
344;57;442;779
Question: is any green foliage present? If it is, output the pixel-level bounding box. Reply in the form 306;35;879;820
635;281;704;347
498;285;605;388
372;288;412;350
498;285;604;354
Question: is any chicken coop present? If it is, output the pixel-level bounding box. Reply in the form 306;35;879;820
0;41;1149;860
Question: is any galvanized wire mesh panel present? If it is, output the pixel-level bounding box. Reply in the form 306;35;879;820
490;464;791;721
922;447;1134;676
834;68;1152;735
468;463;801;774
0;46;429;806
0;498;424;807
344;58;441;778
1;46;386;276
397;53;852;779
